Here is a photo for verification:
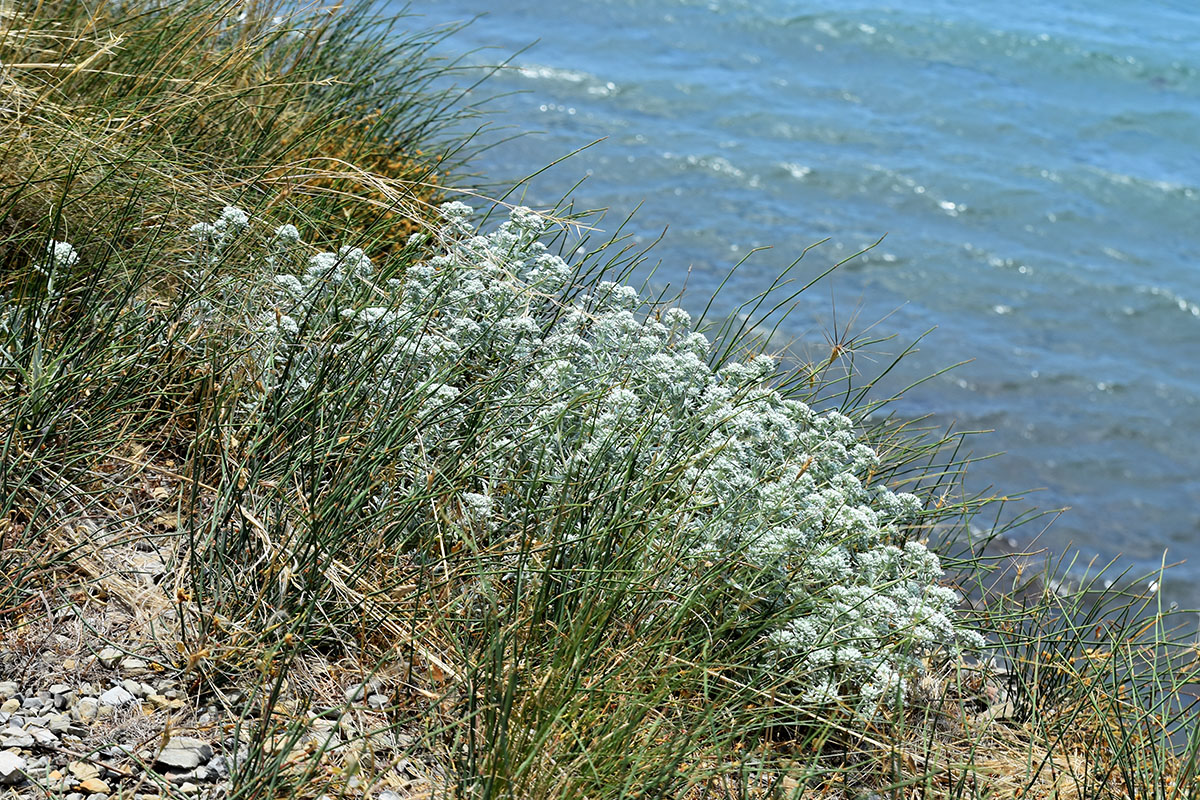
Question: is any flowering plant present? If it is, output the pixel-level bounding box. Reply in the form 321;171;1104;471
157;202;983;717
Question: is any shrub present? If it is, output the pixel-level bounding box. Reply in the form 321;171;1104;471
148;200;986;720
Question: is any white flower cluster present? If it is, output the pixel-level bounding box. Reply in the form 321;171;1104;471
177;202;982;718
40;241;79;274
189;205;250;263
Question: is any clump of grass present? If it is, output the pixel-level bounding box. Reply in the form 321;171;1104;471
0;0;481;613
3;2;1200;799
0;0;475;267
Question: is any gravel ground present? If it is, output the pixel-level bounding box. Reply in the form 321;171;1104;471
1;459;442;800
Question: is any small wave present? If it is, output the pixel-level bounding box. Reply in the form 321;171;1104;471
1136;285;1200;317
860;163;969;216
1085;166;1198;199
764;9;1199;91
516;64;591;83
663;151;763;188
778;161;812;180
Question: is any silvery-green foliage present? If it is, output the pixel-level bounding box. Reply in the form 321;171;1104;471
175;202;982;718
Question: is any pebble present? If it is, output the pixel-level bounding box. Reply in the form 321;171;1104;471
192;764;218;782
0;699;19;713
79;777;111;794
207;755;229;778
118;657;149;677
98;685;137;707
73;698;100;723
178;781;200;795
367;693;389;710
28;725;60;745
155;736;213;770
70;761;101;782
96;648;123;669
0;682;18;699
0;751;27;785
0;727;35;748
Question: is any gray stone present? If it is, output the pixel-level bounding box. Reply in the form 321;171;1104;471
207;755;229;778
21;696;43;710
343;682;367;702
96;648;123;669
367;693;389;710
0;750;26;785
65;794;85;800
0;726;35;748
118;657;149;676
192;765;218;782
155;737;213;770
120;679;142;696
177;781;200;795
98;686;136;707
27;725;59;746
87;794;109;800
379;792;403;800
46;714;70;733
0;682;18;699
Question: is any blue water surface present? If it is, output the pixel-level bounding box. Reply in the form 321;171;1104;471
399;0;1200;605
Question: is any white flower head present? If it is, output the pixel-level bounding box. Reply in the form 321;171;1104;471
509;206;548;237
274;274;305;297
439;201;475;234
38;240;79;274
272;224;301;247
663;307;692;330
216;206;249;237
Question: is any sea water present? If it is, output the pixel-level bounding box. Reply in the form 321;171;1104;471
400;0;1200;607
